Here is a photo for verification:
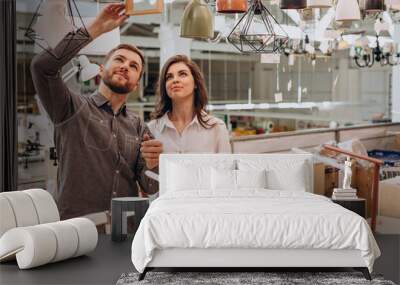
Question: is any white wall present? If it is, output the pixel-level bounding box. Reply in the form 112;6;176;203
392;24;400;122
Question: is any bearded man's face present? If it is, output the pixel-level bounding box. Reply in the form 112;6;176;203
100;48;142;94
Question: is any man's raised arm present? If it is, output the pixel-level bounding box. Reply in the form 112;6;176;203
30;3;128;124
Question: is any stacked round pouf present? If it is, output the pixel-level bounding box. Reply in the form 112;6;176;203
0;189;98;269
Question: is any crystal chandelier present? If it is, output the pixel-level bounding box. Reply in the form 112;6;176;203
227;0;289;54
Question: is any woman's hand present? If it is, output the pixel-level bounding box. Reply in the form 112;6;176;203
141;134;163;170
87;3;129;39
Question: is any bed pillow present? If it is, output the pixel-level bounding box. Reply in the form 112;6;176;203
211;168;236;190
236;169;267;189
238;159;308;191
167;163;212;191
211;169;267;190
266;162;307;191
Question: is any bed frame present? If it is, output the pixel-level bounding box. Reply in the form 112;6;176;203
139;249;371;280
138;154;372;281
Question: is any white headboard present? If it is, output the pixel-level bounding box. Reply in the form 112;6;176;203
159;154;314;196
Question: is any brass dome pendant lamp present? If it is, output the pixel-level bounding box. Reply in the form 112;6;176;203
180;0;214;39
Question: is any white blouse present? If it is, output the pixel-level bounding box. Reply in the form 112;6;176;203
147;112;231;153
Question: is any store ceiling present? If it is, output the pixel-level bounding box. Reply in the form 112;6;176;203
16;1;400;48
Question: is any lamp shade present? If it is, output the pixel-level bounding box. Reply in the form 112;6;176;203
307;0;332;8
385;0;400;10
335;0;360;21
365;0;385;11
180;0;214;39
78;55;100;82
216;0;248;13
280;0;307;9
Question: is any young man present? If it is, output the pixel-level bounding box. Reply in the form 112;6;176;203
31;4;162;219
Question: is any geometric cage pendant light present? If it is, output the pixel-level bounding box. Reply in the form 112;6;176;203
24;0;91;60
228;0;289;53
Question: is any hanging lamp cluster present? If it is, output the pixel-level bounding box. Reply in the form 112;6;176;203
179;0;399;62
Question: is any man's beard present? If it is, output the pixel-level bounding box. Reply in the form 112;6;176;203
102;72;132;94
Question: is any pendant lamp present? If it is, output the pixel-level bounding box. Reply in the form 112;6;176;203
307;0;332;8
228;0;289;53
280;0;307;9
386;0;400;10
180;0;214;39
217;0;248;13
25;0;90;60
365;0;385;12
335;0;360;22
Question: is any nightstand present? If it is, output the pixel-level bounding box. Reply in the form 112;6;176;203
111;197;150;242
332;198;366;218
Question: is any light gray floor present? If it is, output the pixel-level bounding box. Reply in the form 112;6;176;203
0;234;399;285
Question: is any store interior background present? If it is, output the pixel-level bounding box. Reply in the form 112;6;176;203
15;0;400;198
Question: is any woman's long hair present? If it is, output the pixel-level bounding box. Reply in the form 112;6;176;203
151;55;215;129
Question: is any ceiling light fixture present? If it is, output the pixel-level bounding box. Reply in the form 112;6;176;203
180;0;214;39
216;0;248;13
335;0;361;22
365;0;386;12
25;0;91;60
351;35;400;67
307;0;332;8
227;0;289;54
280;0;307;9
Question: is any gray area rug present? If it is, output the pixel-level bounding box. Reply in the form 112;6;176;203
116;271;396;285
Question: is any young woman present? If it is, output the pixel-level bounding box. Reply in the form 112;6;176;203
145;55;231;155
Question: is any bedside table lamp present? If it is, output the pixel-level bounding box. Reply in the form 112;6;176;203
323;144;384;232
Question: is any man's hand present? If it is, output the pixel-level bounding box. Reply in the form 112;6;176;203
140;134;163;170
87;3;129;39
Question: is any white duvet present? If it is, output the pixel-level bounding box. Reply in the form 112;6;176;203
131;190;380;273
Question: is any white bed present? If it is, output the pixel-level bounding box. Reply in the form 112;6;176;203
131;154;380;280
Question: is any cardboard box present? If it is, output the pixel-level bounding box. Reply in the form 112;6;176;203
324;166;339;198
313;162;325;196
379;177;400;218
354;165;374;218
